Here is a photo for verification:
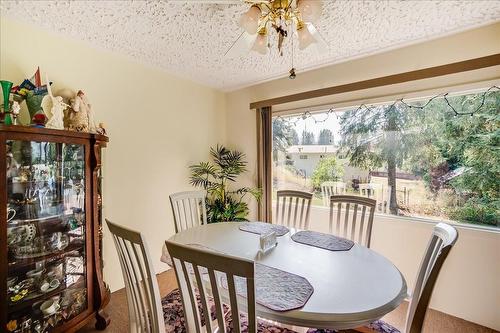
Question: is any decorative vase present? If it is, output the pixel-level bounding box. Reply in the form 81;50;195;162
1;80;13;125
26;90;47;120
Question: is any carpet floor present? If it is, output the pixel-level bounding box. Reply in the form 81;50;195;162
78;269;498;333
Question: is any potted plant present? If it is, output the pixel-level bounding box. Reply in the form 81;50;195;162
189;145;261;223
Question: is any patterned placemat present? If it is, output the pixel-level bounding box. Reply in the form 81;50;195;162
221;264;313;312
291;230;354;251
239;222;290;237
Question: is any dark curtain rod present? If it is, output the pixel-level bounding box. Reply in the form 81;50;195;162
249;53;500;110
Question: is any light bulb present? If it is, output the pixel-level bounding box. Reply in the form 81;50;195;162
296;22;317;50
297;0;322;23
239;5;261;34
251;31;268;55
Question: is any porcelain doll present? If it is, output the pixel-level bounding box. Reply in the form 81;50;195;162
11;101;20;125
69;90;96;133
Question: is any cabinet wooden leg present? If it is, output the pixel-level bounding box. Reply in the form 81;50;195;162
95;309;111;330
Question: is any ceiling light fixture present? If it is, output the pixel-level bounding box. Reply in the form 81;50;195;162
238;0;323;55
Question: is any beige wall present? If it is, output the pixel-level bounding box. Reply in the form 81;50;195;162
225;23;500;330
0;18;226;292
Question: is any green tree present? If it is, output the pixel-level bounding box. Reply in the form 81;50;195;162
432;92;500;226
273;118;294;161
311;156;344;189
340;104;422;214
190;145;261;223
301;130;315;145
318;128;334;145
398;90;499;226
290;128;300;145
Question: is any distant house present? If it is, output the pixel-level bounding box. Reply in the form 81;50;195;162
286;145;337;177
286;145;369;183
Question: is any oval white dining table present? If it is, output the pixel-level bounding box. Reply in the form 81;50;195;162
167;222;407;330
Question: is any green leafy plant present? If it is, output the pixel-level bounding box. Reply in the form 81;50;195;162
189;145;261;223
311;156;344;189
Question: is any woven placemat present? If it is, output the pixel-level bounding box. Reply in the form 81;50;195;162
239;222;290;237
291;230;354;251
221;264;313;312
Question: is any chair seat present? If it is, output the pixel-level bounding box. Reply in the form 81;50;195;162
162;288;218;332
306;320;400;333
225;311;299;333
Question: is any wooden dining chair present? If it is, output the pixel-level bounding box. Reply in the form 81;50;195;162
329;195;376;247
166;241;299;333
162;190;208;264
308;222;458;333
106;219;165;333
275;190;313;230
166;240;256;333
169;190;208;233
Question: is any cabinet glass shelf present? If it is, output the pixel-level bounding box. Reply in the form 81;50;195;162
6;139;88;332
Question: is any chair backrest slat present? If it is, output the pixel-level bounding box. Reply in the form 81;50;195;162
275;190;313;230
180;260;202;333
359;205;367;245
351;203;358;241
329;195;376;247
405;223;458;333
227;274;241;333
170;191;207;233
208;268;226;330
193;265;213;333
166;241;256;333
106;220;165;333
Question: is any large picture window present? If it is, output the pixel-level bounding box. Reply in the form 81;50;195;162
272;88;499;228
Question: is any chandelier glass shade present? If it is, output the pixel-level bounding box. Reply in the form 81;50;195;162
238;0;323;55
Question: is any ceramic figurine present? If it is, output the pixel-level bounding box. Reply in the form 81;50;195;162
96;122;107;135
69;90;96;133
42;76;67;130
45;95;66;129
55;88;76;128
11;101;20;125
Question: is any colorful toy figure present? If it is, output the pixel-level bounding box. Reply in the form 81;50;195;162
32;112;47;127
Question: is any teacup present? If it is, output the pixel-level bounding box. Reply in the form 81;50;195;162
40;281;50;293
40;299;60;316
49;279;60;289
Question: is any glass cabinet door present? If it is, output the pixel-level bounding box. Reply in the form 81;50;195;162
6;140;88;333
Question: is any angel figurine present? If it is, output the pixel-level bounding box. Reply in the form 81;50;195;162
41;76;67;130
44;95;66;129
69;90;96;133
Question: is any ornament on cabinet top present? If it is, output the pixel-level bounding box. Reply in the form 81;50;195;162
3;67;105;135
69;90;97;133
42;76;68;130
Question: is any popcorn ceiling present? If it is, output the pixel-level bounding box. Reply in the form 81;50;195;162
1;0;499;91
